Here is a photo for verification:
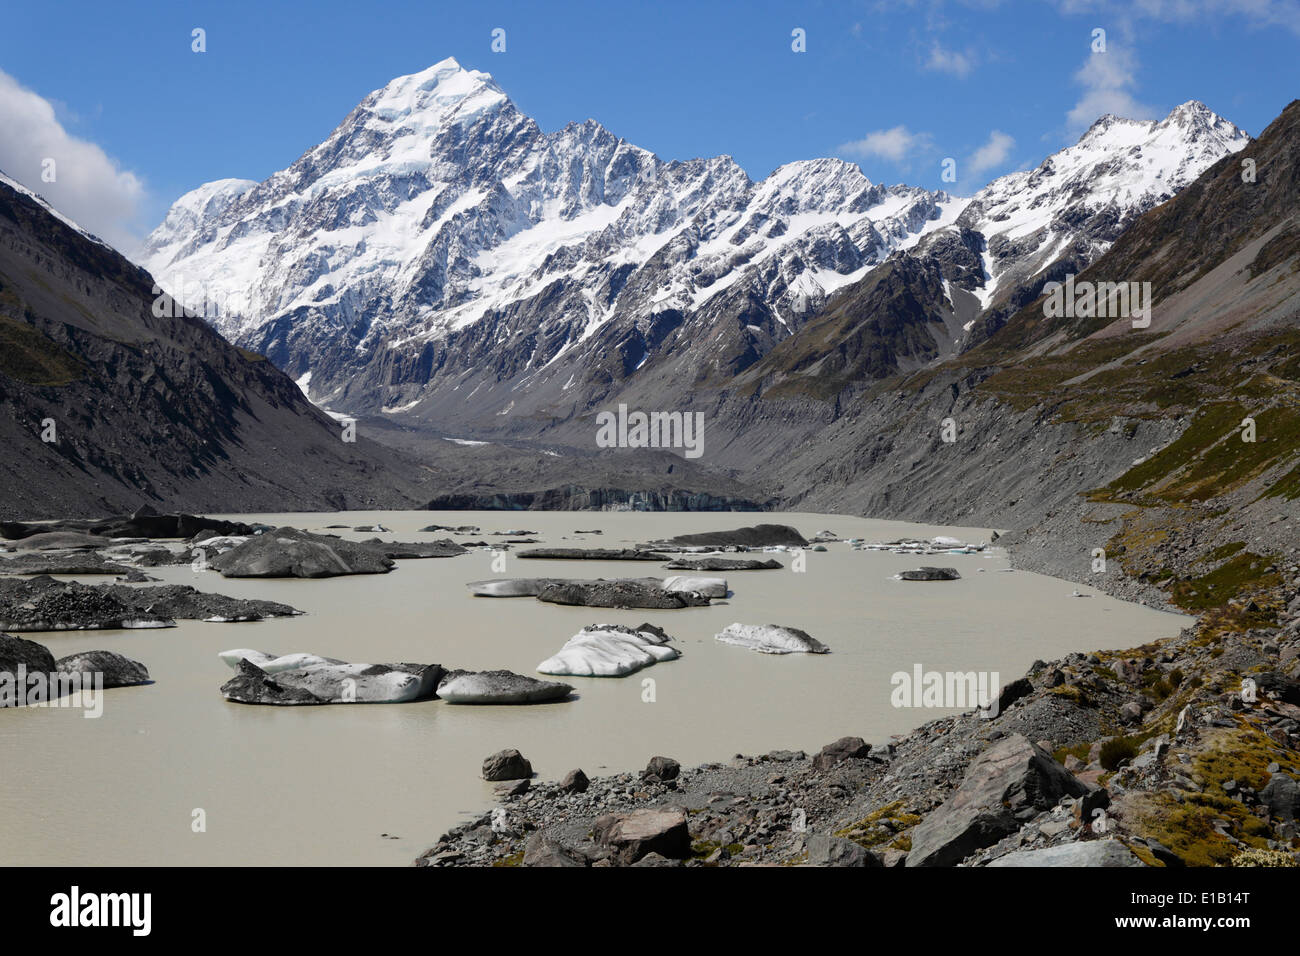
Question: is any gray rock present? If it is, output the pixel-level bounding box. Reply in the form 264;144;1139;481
806;834;881;867
813;736;872;770
55;650;150;688
483;749;533;781
593;807;691;864
466;578;568;597
523;834;587;867
1260;773;1300;821
0;633;57;706
642;756;681;783
907;734;1090;867
897;567;961;581
560;769;590;793
987;840;1146;867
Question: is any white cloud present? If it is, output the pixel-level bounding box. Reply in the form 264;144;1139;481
924;41;977;77
966;130;1015;176
1055;0;1300;35
837;126;935;164
0;68;146;250
1066;46;1158;132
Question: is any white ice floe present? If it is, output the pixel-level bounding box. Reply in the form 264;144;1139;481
537;623;679;677
714;623;829;655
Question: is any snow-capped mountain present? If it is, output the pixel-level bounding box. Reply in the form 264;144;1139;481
140;58;1247;430
935;101;1249;316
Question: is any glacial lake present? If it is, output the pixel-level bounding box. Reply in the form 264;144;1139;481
0;511;1190;866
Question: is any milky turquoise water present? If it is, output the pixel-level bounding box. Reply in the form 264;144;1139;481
0;511;1188;865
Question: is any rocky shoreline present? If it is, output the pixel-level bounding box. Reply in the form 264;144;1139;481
417;532;1300;868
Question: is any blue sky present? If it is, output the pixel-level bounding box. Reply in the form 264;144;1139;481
1;0;1296;249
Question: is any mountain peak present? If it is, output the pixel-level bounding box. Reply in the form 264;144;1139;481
365;57;506;125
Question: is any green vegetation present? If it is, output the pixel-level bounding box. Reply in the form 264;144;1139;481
1099;736;1139;771
1169;551;1281;613
0;313;84;385
833;800;922;850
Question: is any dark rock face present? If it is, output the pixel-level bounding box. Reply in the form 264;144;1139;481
663;557;783;570
898;567;961;581
659;524;808;549
55;650;151;687
812;736;872;771
219;659;328;706
537;580;709;609
906;734;1090;867
208;528;395;578
517;548;669;561
0;576;172;631
593;808;691;864
483;749;533;781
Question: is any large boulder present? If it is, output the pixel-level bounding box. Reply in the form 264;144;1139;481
537;580;709;609
55;650;151;687
437;669;572;704
807;833;882;867
897;567;961;581
0;633;56;707
537;623;679;677
482;749;533;781
523;834;587;867
906;734;1090;867
1260;773;1300;821
715;623;829;655
208;528;394;578
986;840;1146;867
593;808;691;864
812;736;872;770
